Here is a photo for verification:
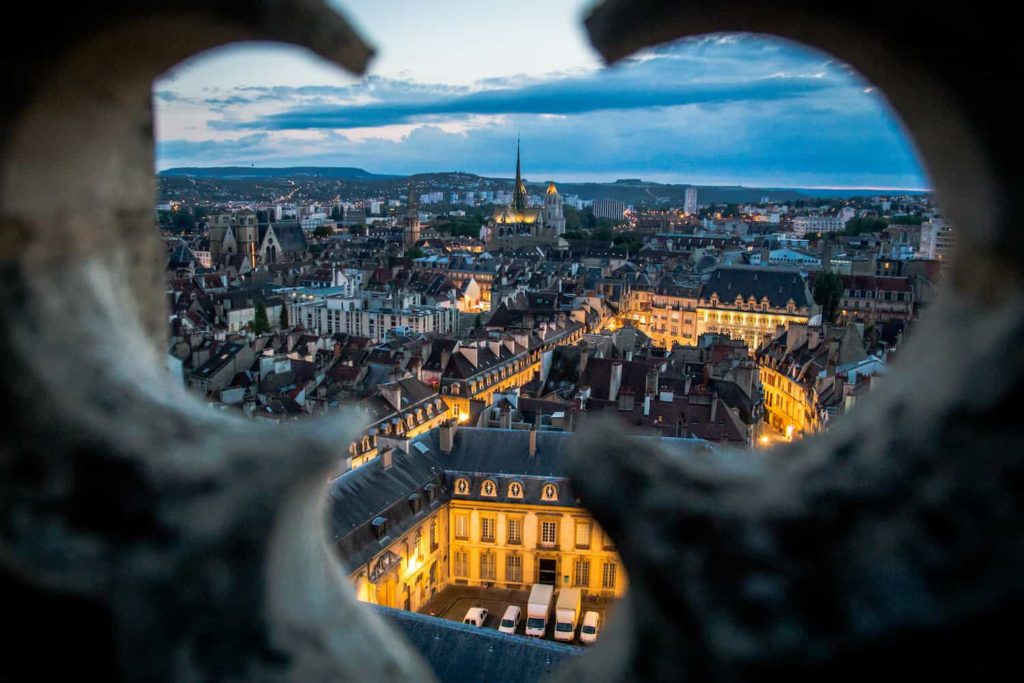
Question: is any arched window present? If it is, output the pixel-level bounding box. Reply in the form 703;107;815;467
481;479;497;497
507;481;524;499
541;482;559;502
454;477;470;496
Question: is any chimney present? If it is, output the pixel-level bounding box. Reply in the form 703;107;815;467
380;382;402;410
643;394;651;417
439;420;457;454
645;367;659;397
710;394;719;423
684;374;693;396
382;447;393;470
609;360;623;401
579;347;589;376
528;425;538;458
618;389;635;412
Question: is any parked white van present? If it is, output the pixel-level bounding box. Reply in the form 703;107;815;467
498;605;521;634
463;607;489;627
579;611;600;644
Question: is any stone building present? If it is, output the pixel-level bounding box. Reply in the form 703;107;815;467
480;141;565;250
334;424;639;613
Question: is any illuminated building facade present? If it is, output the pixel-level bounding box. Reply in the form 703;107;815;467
480;140;565;249
335;425;630;614
695;267;813;352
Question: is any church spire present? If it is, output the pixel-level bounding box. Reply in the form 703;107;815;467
513;135;528;212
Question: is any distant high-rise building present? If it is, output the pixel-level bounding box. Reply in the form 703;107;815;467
684;187;698;215
592;198;626;220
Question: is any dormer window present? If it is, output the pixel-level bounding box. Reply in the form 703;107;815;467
541;482;559;502
507;481;524;499
454;477;470;496
408;493;423;514
371;516;388;541
481;479;497;497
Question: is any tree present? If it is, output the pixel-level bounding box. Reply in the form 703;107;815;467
313;224;334;238
330;205;342;221
405;246;425;259
279;305;289;330
845;216;887;235
813;272;844;324
252;302;271;335
474;315;482;329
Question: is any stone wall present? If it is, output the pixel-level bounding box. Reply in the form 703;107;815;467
2;0;1022;681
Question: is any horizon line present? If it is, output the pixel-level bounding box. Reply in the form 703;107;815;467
155;165;932;194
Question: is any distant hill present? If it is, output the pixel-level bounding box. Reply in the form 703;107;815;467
156;166;929;205
158;166;401;181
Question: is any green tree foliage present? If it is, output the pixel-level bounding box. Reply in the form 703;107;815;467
889;214;923;225
313;225;334;238
279;305;289;330
252;302;271;335
405;246;425;259
330;205;342;221
813;272;844;324
563;205;583;231
844;216;888;235
612;232;644;252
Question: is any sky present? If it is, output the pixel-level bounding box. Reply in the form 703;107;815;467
153;0;930;190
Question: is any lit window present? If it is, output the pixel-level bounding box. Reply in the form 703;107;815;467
454;478;470;495
480;552;496;581
454;551;469;578
481;479;497;497
575;521;591;549
574;559;590;588
541;483;558;502
481;517;495;543
506;553;522;583
507;517;522;545
540;520;558;547
455;513;469;540
507;481;524;499
602;562;617;590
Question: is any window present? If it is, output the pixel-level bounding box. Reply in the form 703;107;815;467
506;553;522;583
481;479;497;497
540;520;558;547
454;551;468;578
429;520;438;550
541;483;558;502
575;521;591;549
507;517;522;545
481;517;495;543
455;513;469;540
507;481;524;499
602;562;617;590
480;551;496;581
454;478;470;496
574;559;590;588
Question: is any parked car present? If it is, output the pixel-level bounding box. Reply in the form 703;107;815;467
498;605;521;634
579;611;600;644
463;607;489;627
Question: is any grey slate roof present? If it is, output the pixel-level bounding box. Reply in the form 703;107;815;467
700;266;811;309
377;605;579;683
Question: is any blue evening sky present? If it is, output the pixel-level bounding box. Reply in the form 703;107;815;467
153;0;930;190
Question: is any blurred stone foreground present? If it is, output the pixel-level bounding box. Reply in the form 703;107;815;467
2;0;1023;681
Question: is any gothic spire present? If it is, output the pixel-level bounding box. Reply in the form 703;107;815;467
513;134;528;212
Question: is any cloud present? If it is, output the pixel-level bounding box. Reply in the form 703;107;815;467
154;34;928;188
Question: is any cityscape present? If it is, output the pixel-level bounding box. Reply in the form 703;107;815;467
155;6;948;680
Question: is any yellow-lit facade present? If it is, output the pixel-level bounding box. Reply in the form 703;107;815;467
348;396;454;470
760;364;816;438
350;492;626;612
439;325;585;419
696;294;809;353
352;509;448;612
